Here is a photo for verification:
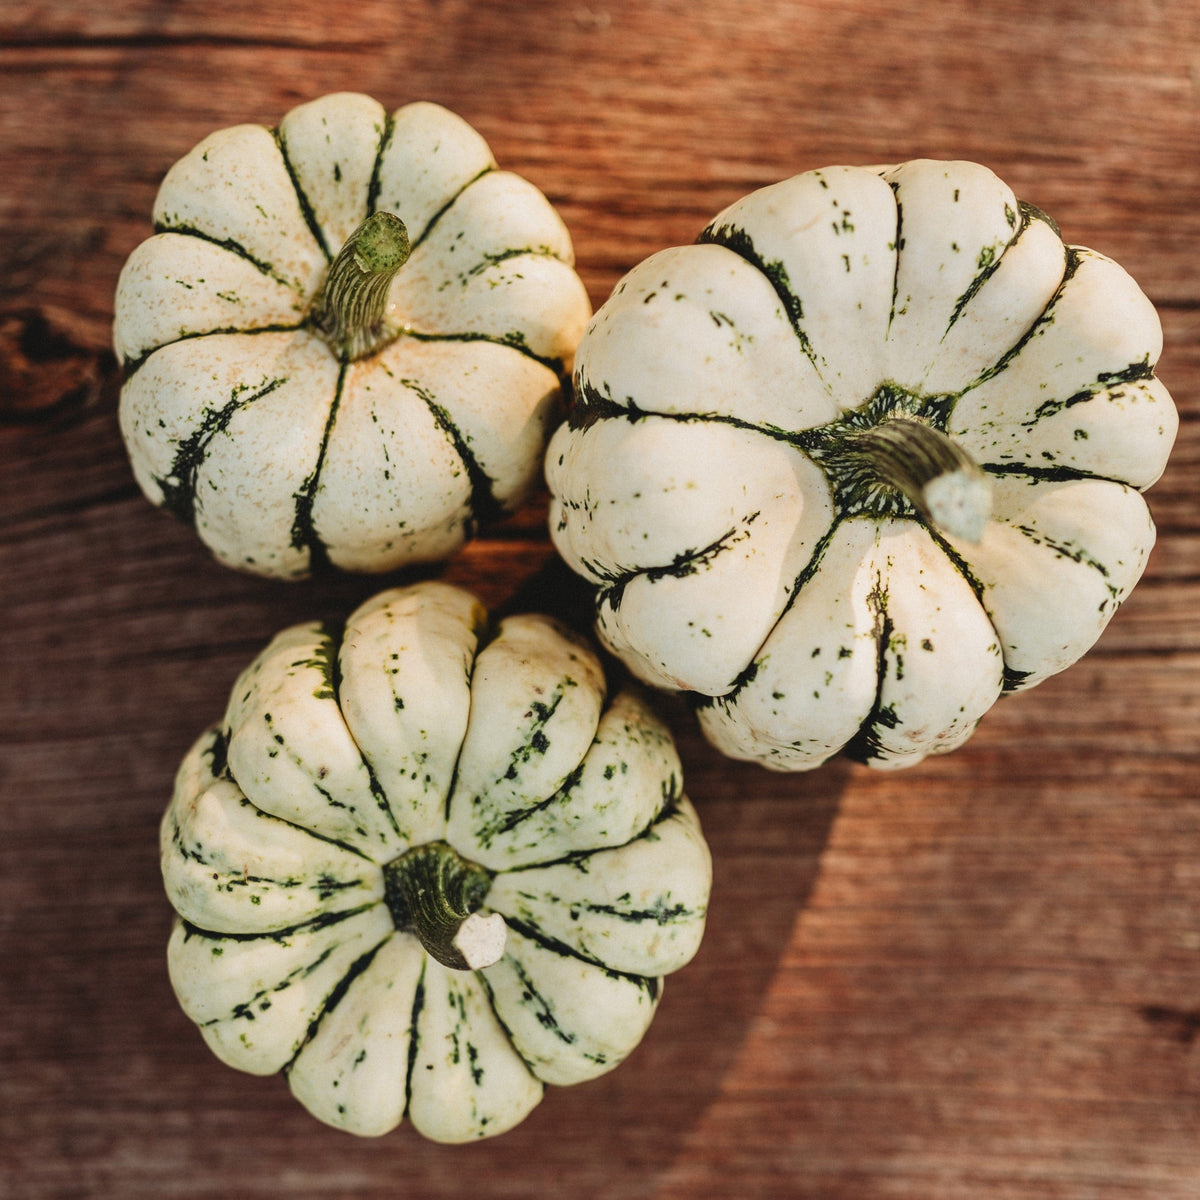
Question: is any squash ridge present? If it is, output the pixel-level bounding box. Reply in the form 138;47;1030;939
363;109;396;222
406;164;496;253
400;374;504;533
289;361;348;573
954;246;1085;399
273;124;335;263
942;199;1040;336
283;937;391;1072
158;373;289;523
400;959;428;1120
149;220;303;294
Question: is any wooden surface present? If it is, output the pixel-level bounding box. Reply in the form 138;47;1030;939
2;1;1199;1196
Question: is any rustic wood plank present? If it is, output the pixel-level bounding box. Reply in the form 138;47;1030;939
2;0;1198;1196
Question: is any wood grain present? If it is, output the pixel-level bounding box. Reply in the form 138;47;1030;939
2;1;1198;1197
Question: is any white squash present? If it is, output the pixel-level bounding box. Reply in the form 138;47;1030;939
547;160;1177;770
161;581;711;1141
115;92;591;578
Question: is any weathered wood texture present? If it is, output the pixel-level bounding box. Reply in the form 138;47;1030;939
2;1;1198;1196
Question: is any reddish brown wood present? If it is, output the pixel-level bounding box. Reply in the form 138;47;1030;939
2;1;1198;1196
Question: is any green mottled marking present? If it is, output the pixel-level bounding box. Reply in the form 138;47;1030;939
155;376;288;523
698;223;815;365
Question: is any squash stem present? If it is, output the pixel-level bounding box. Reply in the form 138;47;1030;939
311;211;410;361
382;842;506;971
844;417;992;542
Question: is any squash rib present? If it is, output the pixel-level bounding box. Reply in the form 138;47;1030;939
405;165;496;253
149;220;305;295
282;936;392;1074
200;726;386;865
434;614;494;831
176;901;380;946
492;913;664;986
596;518;757;607
475;937;661;1081
290;361;349;573
163;802;375;912
886;187;904;334
475;958;579;1054
466;969;539;1077
122;323;306;381
942;199;1041;338
273;124;334;263
839;567;896;766
307;621;406;842
499;791;687;876
1022;357;1156;426
951;247;1085;399
697;222;823;384
981;460;1127;486
400;958;429;1120
403;326;572;387
568;376;796;441
156;372;289;524
692;516;846;707
398;373;504;534
363;109;395;222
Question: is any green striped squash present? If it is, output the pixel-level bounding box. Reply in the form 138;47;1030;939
115;93;590;578
547;160;1177;771
161;582;711;1142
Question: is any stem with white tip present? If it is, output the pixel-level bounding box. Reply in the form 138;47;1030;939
382;842;506;971
842;417;992;542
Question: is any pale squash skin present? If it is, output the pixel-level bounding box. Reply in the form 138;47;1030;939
546;160;1178;771
115;93;591;578
160;581;711;1142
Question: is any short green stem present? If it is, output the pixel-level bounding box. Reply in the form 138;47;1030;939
382;842;506;971
311;211;411;361
842;417;992;542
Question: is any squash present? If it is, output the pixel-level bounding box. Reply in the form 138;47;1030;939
546;160;1177;770
160;581;711;1141
115;92;590;578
